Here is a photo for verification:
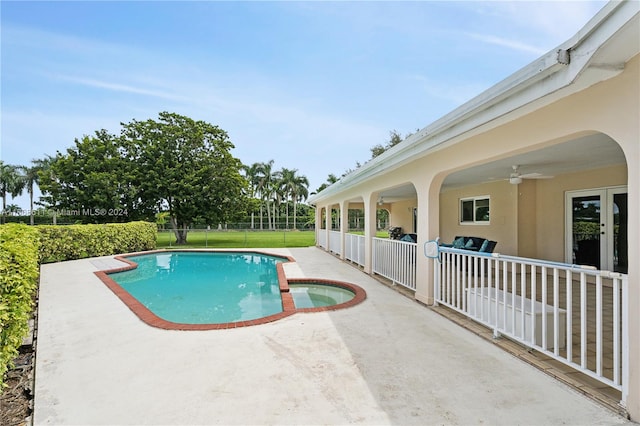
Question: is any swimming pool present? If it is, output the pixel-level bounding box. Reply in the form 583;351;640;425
96;250;366;330
109;252;287;324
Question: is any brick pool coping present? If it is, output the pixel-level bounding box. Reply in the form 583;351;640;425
94;249;367;330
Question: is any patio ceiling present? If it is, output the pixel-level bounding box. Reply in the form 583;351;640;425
441;133;625;190
376;133;625;201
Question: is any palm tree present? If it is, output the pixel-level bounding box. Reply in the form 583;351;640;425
277;168;309;230
21;155;54;225
0;161;26;223
4;204;21;215
272;181;283;229
255;160;275;230
292;177;309;230
242;163;262;229
312;173;339;195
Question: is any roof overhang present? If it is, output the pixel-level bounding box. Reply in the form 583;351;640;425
308;0;639;206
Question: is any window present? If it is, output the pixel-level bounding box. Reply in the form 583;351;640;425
460;196;490;224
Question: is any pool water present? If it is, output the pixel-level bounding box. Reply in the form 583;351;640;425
289;284;355;309
109;252;286;324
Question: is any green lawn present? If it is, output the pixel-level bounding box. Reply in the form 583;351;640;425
351;231;390;238
156;230;317;248
156;229;390;248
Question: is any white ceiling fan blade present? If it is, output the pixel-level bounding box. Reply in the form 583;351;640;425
520;172;553;179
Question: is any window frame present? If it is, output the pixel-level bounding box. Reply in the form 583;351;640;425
459;196;490;224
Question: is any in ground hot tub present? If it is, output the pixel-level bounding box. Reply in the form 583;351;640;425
286;279;366;311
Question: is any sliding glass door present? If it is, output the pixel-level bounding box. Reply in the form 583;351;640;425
565;186;627;273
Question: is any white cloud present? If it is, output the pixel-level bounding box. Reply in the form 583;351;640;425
49;75;190;102
465;33;547;56
472;1;607;44
406;74;488;108
3;24;146;59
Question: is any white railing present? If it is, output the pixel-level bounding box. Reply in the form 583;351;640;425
328;230;341;256
433;246;628;401
317;229;327;249
345;233;366;267
373;237;417;290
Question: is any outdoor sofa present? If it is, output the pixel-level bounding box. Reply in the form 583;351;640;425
440;236;497;253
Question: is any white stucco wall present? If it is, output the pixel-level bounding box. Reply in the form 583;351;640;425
311;47;639;420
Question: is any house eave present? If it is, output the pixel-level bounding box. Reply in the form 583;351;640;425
308;0;638;206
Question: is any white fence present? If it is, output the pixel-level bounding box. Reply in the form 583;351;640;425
317;229;327;250
345;233;366;267
433;247;628;401
328;230;341;256
373;237;417;290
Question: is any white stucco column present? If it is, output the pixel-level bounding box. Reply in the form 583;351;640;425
339;200;349;260
314;204;322;247
625;160;639;419
414;176;443;305
324;205;331;252
599;66;639;418
616;130;639;420
363;192;377;274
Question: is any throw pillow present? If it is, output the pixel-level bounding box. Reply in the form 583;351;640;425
453;237;465;248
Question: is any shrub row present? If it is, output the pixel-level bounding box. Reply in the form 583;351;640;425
0;224;40;390
0;221;156;390
38;221;157;263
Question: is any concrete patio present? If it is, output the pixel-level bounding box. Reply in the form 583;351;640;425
34;247;631;425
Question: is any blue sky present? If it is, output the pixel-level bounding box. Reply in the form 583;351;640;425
1;0;607;210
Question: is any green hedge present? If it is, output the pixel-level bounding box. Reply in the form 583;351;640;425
38;221;157;263
1;221;156;390
0;224;40;390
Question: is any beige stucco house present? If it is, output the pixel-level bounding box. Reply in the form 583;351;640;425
308;1;639;420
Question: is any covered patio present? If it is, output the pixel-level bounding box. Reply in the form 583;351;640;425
308;1;639;420
34;248;631;425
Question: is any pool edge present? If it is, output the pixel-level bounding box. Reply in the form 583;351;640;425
94;249;366;330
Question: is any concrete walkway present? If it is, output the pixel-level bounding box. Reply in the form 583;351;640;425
34;247;631;425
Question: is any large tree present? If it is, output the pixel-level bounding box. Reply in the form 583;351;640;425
121;112;248;244
38;130;147;222
39;112;248;244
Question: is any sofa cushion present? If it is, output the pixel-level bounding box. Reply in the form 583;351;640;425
453;237;466;248
480;240;497;253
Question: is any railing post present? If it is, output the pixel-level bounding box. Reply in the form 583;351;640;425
433;257;440;306
622;275;629;405
436;246;627;395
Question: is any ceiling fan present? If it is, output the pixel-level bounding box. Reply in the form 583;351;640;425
508;165;553;184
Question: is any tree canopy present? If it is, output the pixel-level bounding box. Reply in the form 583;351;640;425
242;161;311;230
39;112;249;244
370;130;404;159
277;167;309;230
